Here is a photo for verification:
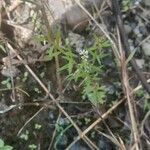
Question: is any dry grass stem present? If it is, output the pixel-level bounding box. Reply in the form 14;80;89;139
119;39;140;150
17;107;44;136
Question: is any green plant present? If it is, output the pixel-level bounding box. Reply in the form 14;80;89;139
22;72;29;82
34;123;42;130
54;123;72;150
34;87;41;94
19;123;42;150
122;0;133;11
0;139;13;150
1;78;11;89
19;130;29;141
0;44;6;53
144;99;150;110
45;33;110;105
63;36;109;105
28;144;37;150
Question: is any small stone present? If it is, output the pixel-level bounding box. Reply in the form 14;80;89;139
130;22;137;29
68;32;85;54
135;1;140;6
58;117;70;126
133;26;140;35
58;134;68;146
135;59;145;68
142;39;150;56
142;0;150;7
48;112;54;119
130;45;135;51
124;24;132;34
139;26;147;35
1;66;20;77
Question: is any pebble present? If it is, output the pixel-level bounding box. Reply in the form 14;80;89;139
130;45;135;51
58;134;68;146
133;26;141;36
58;117;70;126
142;39;150;56
124;24;132;34
1;66;20;78
135;59;145;68
130;22;137;29
142;0;150;7
139;25;147;35
67;32;85;54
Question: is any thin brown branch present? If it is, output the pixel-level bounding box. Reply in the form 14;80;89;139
120;50;140;150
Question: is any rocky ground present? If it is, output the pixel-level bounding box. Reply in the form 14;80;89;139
0;0;149;150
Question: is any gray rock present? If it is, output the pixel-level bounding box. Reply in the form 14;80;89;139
1;66;20;77
142;0;150;7
142;39;150;56
135;59;145;68
67;32;86;55
130;45;135;51
124;24;132;34
134;26;140;36
139;25;147;35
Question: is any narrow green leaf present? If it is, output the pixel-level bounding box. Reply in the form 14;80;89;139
0;139;4;147
0;146;13;150
0;45;6;53
126;49;137;64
